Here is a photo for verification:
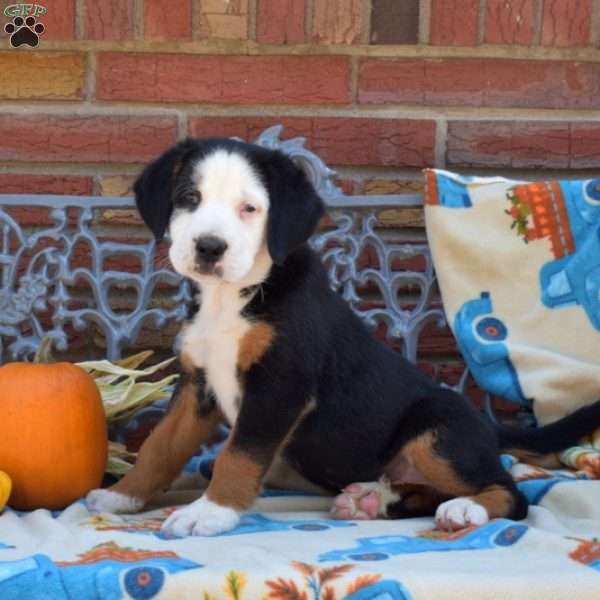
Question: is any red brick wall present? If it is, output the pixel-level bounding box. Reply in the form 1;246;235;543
0;0;598;382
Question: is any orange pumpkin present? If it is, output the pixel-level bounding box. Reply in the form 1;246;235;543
0;361;107;510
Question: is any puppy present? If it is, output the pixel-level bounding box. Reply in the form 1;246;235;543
87;138;600;536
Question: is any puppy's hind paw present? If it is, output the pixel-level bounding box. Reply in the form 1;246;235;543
435;497;488;531
331;479;400;520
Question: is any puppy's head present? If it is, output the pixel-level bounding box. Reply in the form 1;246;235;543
134;138;324;284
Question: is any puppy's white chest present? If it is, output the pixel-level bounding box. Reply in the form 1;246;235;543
181;287;249;425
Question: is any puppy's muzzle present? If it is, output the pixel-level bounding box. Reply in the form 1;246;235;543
194;235;228;275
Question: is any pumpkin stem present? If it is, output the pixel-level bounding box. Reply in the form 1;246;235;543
33;337;56;364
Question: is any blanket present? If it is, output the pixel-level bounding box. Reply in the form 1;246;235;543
1;456;599;600
423;170;600;425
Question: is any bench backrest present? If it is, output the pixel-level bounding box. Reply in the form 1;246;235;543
0;126;440;367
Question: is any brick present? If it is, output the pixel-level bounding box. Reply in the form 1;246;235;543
312;0;361;44
364;179;424;195
541;0;592;47
571;124;600;169
0;115;177;163
256;0;305;44
99;175;135;196
0;174;92;195
483;61;600;109
144;0;192;40
4;207;54;227
84;0;134;40
430;0;479;46
0;52;84;100
370;0;419;44
484;0;535;45
97;54;351;104
198;0;248;39
358;59;425;104
97;208;143;226
376;208;425;228
358;59;600;109
334;178;357;195
419;322;462;356
189;116;309;141
189;116;435;167
446;121;571;169
29;0;75;40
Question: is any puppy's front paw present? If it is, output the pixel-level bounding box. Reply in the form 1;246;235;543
86;488;144;514
161;496;240;537
435;497;488;531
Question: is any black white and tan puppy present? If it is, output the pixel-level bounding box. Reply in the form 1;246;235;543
87;138;600;536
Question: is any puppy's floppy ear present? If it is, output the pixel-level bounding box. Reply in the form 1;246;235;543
259;151;325;266
133;139;198;241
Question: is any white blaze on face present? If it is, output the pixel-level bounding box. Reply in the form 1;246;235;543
168;149;270;283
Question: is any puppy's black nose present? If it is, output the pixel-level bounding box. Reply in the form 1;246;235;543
195;236;228;262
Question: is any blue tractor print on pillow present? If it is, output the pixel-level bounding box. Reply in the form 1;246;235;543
454;292;530;407
319;519;528;562
538;179;600;331
505;179;600;331
0;542;201;600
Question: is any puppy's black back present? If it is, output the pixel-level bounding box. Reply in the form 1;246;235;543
242;244;435;489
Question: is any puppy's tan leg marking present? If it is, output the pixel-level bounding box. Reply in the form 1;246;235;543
401;432;475;497
467;484;514;518
88;378;221;513
205;441;264;510
237;321;275;372
401;432;495;530
161;395;318;536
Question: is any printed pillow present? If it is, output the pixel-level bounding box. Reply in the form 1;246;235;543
424;169;600;425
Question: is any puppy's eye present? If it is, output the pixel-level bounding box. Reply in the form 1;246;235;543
177;191;201;207
242;204;256;214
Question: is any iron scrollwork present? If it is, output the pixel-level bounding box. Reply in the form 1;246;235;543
0;126;443;370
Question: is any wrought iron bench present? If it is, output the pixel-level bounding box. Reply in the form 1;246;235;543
0;126;516;429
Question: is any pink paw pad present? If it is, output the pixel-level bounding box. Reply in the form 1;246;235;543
331;482;386;520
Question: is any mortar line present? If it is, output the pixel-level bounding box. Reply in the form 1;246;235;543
419;0;432;44
84;50;97;102
27;38;600;61
434;117;447;168
74;0;85;39
134;0;144;40
248;0;257;41
305;0;314;43
1;102;599;121
532;0;544;46
591;0;600;46
478;0;486;45
361;0;372;45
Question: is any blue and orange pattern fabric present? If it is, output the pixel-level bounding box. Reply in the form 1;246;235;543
424;170;600;426
1;464;600;600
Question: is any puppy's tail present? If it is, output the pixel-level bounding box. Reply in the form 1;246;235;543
496;399;600;455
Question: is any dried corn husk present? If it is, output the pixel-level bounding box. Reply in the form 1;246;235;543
77;351;178;420
106;442;139;477
76;351;178;476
